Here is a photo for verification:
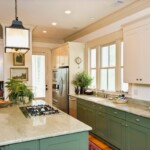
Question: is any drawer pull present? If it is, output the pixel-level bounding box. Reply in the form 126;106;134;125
136;118;140;122
121;123;124;126
114;111;118;114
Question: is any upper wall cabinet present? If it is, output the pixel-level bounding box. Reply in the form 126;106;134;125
51;44;68;69
123;16;150;84
51;47;60;69
59;44;69;67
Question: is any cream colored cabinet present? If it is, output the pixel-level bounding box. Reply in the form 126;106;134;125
51;48;59;69
51;44;68;69
59;44;68;66
123;17;150;84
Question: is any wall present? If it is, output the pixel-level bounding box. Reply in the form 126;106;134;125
68;42;85;94
75;7;150;101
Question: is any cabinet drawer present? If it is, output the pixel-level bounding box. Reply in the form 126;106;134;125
77;99;96;109
96;104;106;113
106;107;126;119
126;113;150;128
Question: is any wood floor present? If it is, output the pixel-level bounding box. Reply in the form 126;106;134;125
89;134;113;150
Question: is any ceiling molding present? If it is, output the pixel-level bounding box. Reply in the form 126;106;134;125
64;0;150;42
32;37;64;44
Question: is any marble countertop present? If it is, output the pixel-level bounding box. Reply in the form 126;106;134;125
0;104;91;146
70;94;150;118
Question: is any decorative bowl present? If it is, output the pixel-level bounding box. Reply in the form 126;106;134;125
0;100;11;108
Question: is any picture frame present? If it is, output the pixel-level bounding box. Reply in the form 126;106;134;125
10;68;28;81
13;53;25;66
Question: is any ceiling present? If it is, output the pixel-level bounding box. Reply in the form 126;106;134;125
0;0;137;44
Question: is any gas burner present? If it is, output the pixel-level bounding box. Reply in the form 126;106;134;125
20;105;59;117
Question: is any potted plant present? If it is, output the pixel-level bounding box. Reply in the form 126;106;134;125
5;79;34;104
72;71;92;94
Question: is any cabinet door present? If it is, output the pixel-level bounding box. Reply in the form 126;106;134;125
126;122;150;150
77;102;96;133
95;111;108;140
40;132;88;150
86;106;96;133
51;48;59;69
123;19;150;84
124;28;141;83
77;103;87;123
107;116;126;150
59;45;68;66
139;24;150;83
5;140;39;150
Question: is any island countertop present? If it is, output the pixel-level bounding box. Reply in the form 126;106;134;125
0;105;91;146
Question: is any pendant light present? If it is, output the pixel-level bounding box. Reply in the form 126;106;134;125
5;0;30;54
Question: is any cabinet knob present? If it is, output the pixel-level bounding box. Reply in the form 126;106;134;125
136;118;140;122
114;111;118;114
121;123;124;126
139;79;142;81
125;124;128;127
136;78;139;81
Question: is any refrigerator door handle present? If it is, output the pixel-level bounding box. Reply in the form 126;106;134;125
59;77;63;96
60;78;63;96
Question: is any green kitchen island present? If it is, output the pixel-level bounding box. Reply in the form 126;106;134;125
0;104;91;150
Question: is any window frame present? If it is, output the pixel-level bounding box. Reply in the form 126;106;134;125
88;40;128;93
99;43;116;91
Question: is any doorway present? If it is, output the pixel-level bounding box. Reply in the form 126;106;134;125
32;49;51;103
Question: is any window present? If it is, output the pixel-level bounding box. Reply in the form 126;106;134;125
88;40;128;93
89;48;96;88
100;44;116;91
120;42;128;92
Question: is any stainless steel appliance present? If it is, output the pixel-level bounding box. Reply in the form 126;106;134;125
52;66;69;113
20;105;59;117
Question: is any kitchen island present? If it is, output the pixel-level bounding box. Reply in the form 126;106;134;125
0;104;91;150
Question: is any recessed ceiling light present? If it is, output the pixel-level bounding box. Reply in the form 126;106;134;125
51;22;57;26
116;0;124;4
90;17;95;20
73;27;78;30
65;10;71;14
43;30;47;33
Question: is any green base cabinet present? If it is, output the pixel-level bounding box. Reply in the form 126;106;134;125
96;111;108;140
77;99;96;133
4;132;88;150
5;140;39;150
107;116;126;150
126;122;150;150
40;132;88;150
77;98;150;150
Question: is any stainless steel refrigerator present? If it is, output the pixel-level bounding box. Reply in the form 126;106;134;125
52;66;69;113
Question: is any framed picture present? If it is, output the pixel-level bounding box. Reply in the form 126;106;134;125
13;53;25;66
10;68;28;81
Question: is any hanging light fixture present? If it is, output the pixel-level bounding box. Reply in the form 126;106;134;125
5;0;30;54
